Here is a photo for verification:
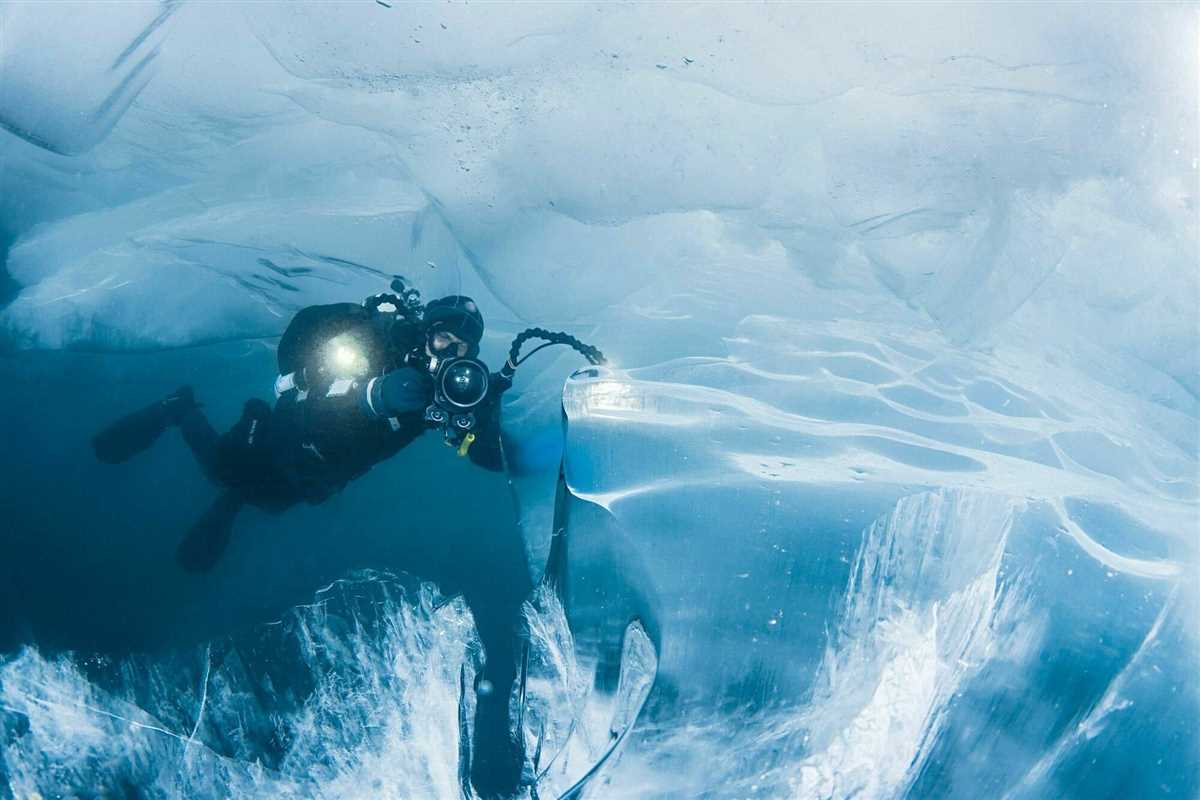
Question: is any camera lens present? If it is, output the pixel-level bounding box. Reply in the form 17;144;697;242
440;359;489;408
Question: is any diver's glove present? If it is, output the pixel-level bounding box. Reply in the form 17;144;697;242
361;367;431;418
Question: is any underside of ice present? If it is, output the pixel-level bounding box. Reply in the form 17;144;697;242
0;3;1195;799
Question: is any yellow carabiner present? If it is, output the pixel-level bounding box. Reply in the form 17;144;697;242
457;431;477;457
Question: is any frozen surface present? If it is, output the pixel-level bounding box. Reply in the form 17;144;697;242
0;2;1196;798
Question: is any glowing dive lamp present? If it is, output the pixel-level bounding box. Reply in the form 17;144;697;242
323;334;369;378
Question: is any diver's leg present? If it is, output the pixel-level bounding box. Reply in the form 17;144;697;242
176;489;244;572
175;398;285;571
92;387;196;464
178;405;223;482
181;397;277;490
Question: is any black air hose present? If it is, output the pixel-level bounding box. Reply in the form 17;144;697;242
499;328;606;383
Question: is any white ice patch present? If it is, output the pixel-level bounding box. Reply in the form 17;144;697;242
0;575;496;799
788;490;1032;800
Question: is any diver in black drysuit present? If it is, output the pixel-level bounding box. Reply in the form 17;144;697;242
94;292;531;799
173;293;504;531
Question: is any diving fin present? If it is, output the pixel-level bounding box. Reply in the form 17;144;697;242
92;387;195;464
176;490;243;572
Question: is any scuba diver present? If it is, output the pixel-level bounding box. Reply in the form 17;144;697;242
91;277;605;799
94;284;505;568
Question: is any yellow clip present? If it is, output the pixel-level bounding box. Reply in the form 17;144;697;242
457;431;476;457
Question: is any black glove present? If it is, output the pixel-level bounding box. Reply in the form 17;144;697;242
362;367;430;418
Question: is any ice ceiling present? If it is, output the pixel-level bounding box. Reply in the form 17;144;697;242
0;4;1195;397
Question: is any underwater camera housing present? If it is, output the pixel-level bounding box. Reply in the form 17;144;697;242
422;353;490;438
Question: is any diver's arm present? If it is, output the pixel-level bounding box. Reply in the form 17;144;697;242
360;367;431;418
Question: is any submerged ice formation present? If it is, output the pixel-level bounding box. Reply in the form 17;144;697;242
1;575;478;798
0;2;1196;798
555;311;1193;797
0;571;655;800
